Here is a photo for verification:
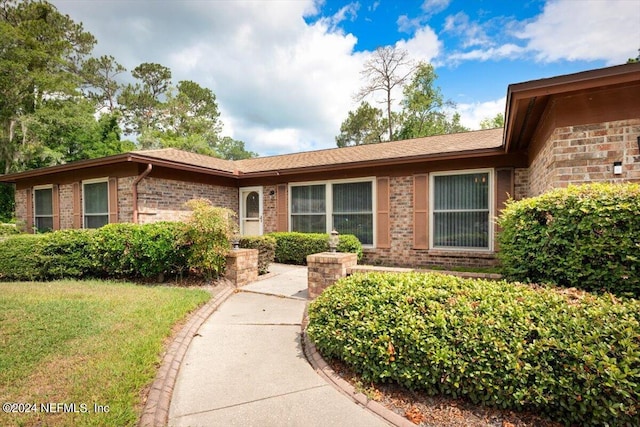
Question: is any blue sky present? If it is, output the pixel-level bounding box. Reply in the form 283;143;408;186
51;0;640;156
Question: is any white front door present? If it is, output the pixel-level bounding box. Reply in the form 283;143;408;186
240;187;263;236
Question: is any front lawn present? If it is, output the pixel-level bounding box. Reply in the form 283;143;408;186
0;280;210;427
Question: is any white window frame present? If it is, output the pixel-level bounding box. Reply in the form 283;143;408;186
82;178;109;229
429;169;494;252
289;177;377;248
33;184;54;232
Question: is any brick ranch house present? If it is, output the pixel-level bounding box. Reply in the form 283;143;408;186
2;63;639;268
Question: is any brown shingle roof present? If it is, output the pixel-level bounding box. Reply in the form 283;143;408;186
132;148;237;174
234;128;504;174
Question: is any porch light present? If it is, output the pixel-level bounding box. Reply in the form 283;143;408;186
613;161;623;175
329;229;339;253
232;235;240;250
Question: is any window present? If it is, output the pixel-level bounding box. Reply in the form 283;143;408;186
83;180;109;229
431;170;491;250
291;185;326;233
34;187;53;232
290;179;374;246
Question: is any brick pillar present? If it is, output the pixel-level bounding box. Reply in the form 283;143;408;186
307;252;358;298
225;249;258;287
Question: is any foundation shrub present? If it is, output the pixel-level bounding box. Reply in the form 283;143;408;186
0;223;19;236
497;183;640;297
40;229;95;279
240;235;276;274
90;222;190;279
270;232;363;265
184;199;237;279
307;272;640;426
0;235;43;280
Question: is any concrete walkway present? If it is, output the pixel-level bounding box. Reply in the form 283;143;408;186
168;264;390;427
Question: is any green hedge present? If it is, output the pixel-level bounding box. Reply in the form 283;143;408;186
307;272;640;426
240;235;276;274
40;229;95;279
269;232;363;265
0;235;43;280
497;183;640;297
91;222;190;279
0;223;19;236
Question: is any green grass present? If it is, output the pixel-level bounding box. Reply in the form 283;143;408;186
0;280;210;427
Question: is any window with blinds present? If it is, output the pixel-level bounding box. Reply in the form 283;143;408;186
83;180;109;229
432;171;490;249
34;187;53;232
290;179;374;245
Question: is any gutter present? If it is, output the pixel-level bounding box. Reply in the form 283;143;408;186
132;163;153;224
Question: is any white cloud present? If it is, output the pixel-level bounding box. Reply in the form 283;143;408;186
517;0;640;64
421;0;451;14
448;44;525;63
443;12;492;48
456;97;506;130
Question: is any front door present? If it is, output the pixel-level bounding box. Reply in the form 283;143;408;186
240;187;263;236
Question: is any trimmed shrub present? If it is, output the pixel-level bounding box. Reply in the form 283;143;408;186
307;272;640;426
0;223;19;236
269;232;363;265
497;183;640;297
0;235;43;280
240;235;276;274
90;222;190;279
184;199;237;279
40;229;95;279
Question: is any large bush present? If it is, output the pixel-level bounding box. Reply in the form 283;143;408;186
40;229;95;279
91;222;190;279
307;272;640;426
184;199;237;279
0;235;43;280
240;235;276;274
497;183;640;297
270;232;363;265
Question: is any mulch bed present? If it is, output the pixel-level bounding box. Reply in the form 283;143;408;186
327;358;563;427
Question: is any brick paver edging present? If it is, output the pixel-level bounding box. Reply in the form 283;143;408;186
138;286;236;427
301;307;414;427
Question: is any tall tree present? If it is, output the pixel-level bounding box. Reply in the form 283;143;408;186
0;0;96;173
118;62;172;136
395;62;459;139
356;46;415;141
335;102;386;147
479;113;505;129
216;136;257;160
80;55;126;113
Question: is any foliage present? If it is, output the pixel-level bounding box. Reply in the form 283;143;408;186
0;0;96;174
270;232;363;265
40;229;95;279
240;235;277;274
0;280;209;427
0;235;42;280
307;272;640;426
185;199;237;279
497;183;640;297
335;102;386;147
217;136;258;160
0;223;18;236
90;222;190;279
479;112;505;129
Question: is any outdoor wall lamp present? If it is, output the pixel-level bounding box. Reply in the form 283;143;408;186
329;229;339;253
613;161;623;175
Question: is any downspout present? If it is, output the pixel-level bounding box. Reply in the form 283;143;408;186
132;164;153;224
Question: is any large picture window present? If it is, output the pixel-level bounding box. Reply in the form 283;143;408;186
431;171;491;250
83;180;109;229
290;179;374;246
34;187;53;233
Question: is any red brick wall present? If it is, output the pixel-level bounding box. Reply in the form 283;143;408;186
15;188;27;229
262;185;277;233
529;119;640;196
136;176;238;224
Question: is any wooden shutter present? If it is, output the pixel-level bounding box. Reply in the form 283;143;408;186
108;177;118;224
276;184;288;232
413;174;429;249
52;184;60;231
25;188;34;234
73;182;81;229
495;168;514;217
376;177;390;248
